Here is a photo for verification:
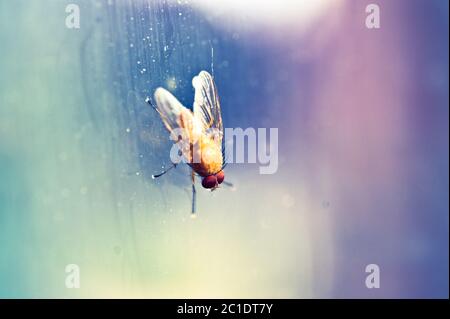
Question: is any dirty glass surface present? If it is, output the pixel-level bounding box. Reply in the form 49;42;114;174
0;0;448;298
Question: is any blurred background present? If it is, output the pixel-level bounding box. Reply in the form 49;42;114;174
0;0;448;298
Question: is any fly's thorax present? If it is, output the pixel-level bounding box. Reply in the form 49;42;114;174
190;136;223;176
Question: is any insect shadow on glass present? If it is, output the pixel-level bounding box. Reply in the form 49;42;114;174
146;70;233;216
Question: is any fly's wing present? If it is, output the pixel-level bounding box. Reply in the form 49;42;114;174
192;71;223;145
153;87;202;159
153;87;186;134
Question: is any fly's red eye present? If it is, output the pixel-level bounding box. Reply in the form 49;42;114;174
202;175;217;189
215;171;225;184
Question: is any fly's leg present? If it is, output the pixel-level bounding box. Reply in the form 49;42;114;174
145;96;157;111
191;170;196;217
152;163;177;179
222;181;234;187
